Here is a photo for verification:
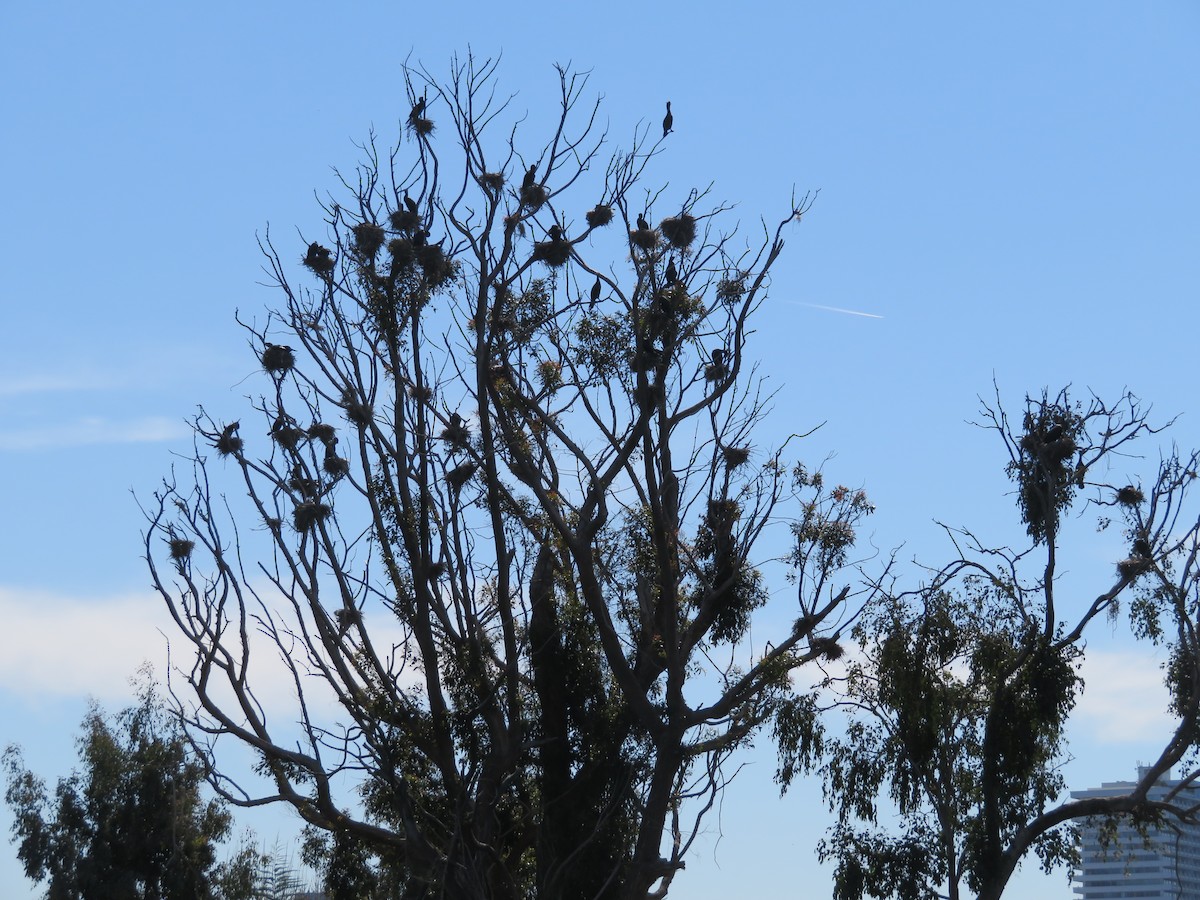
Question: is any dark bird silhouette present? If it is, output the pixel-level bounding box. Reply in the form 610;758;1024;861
662;101;673;137
1043;423;1065;442
548;224;563;242
1133;537;1152;558
664;257;677;286
304;242;332;266
404;193;419;216
705;348;728;382
589;276;602;307
409;93;426;124
637;212;650;231
522;164;537;189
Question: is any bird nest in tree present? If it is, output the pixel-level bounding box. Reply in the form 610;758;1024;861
271;423;305;451
446;463;477;491
261;344;295;374
659;214;697;249
532;239;571;267
440;420;471;449
630;228;659;251
419;244;455;287
307;422;337;445
721;445;751;469
407;383;434;402
215;427;242;456
334;607;362;635
341;392;373;427
389;209;421;233
810;636;845;661
586;204;614;228
302;243;335;274
520;184;548;210
481;172;505;193
1117;485;1145;506
323;453;349;477
168;538;195;561
409;117;434;136
388;237;416;269
352;222;386;258
293;502;332;531
1118;556;1151;579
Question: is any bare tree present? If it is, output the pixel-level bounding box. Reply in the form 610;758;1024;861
144;55;854;900
797;387;1200;900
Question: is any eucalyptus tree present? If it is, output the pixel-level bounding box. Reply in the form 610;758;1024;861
144;56;857;900
795;388;1200;900
3;676;256;900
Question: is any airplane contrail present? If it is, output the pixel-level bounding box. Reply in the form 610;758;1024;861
786;301;884;319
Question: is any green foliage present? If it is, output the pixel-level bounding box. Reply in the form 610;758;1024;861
1007;390;1085;543
2;675;250;900
818;576;1082;899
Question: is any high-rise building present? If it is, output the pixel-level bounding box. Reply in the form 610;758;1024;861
1072;769;1200;899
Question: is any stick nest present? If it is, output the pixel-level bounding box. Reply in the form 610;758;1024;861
293;502;332;531
520;184;548;210
532;239;571;268
660;214;697;249
630;228;659;251
586;204;614;228
261;344;295;374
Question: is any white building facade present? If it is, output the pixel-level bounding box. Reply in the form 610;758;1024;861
1072;770;1200;899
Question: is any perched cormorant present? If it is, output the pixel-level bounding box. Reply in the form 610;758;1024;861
304;242;331;266
637;212;650;231
705;348;728;382
409;94;426;124
404;193;419;216
664;257;677;285
522;164;537;189
548;224;563;242
589;276;602;307
662;101;673;137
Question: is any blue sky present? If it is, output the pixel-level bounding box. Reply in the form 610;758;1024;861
1;2;1198;897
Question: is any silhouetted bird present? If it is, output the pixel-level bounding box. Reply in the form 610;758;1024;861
589;276;602;307
522;164;537;189
409;94;426;124
1043;423;1065;442
705;348;728;382
548;224;563;242
637;212;650;231
664;257;677;285
304;242;332;266
1133;537;1152;558
662;101;673;137
404;193;419;216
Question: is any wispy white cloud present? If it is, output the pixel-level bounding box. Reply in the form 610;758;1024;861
0;583;419;723
0;416;188;451
1075;647;1173;744
0;587;173;703
0;372;123;397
